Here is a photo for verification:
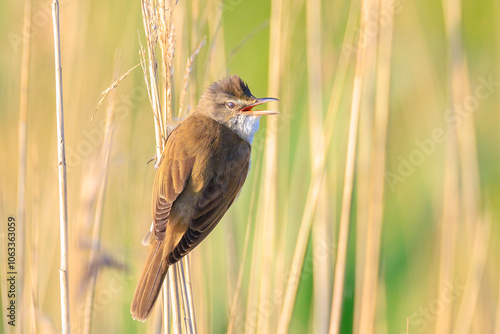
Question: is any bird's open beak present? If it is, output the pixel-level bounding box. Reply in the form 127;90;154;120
241;97;279;116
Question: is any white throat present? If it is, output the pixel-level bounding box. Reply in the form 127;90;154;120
228;114;261;143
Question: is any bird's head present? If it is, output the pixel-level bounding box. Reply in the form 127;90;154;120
196;75;278;143
197;75;278;130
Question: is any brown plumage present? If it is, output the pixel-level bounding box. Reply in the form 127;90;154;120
131;76;278;321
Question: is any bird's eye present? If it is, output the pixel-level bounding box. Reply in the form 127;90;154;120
226;101;236;109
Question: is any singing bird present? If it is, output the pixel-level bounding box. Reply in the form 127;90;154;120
131;75;278;321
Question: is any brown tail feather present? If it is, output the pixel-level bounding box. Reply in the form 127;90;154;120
131;240;170;321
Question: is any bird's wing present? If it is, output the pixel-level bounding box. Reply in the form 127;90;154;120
167;156;250;264
151;129;195;241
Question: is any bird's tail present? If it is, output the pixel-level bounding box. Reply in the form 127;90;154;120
130;240;169;321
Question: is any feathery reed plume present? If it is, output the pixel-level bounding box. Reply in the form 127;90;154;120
91;63;142;121
140;0;165;159
51;0;70;332
17;0;32;331
158;0;176;127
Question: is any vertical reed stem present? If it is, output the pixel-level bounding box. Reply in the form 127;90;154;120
180;257;197;334
17;0;32;332
435;0;463;331
357;0;394;331
329;0;368;330
305;0;331;331
254;0;282;331
168;267;182;334
51;0;71;332
161;278;171;334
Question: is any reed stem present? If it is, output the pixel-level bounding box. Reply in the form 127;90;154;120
51;0;71;332
17;0;32;331
329;0;369;330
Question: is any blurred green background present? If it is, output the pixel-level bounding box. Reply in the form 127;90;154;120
1;0;499;333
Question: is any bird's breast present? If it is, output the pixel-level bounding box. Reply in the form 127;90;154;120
228;114;261;144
